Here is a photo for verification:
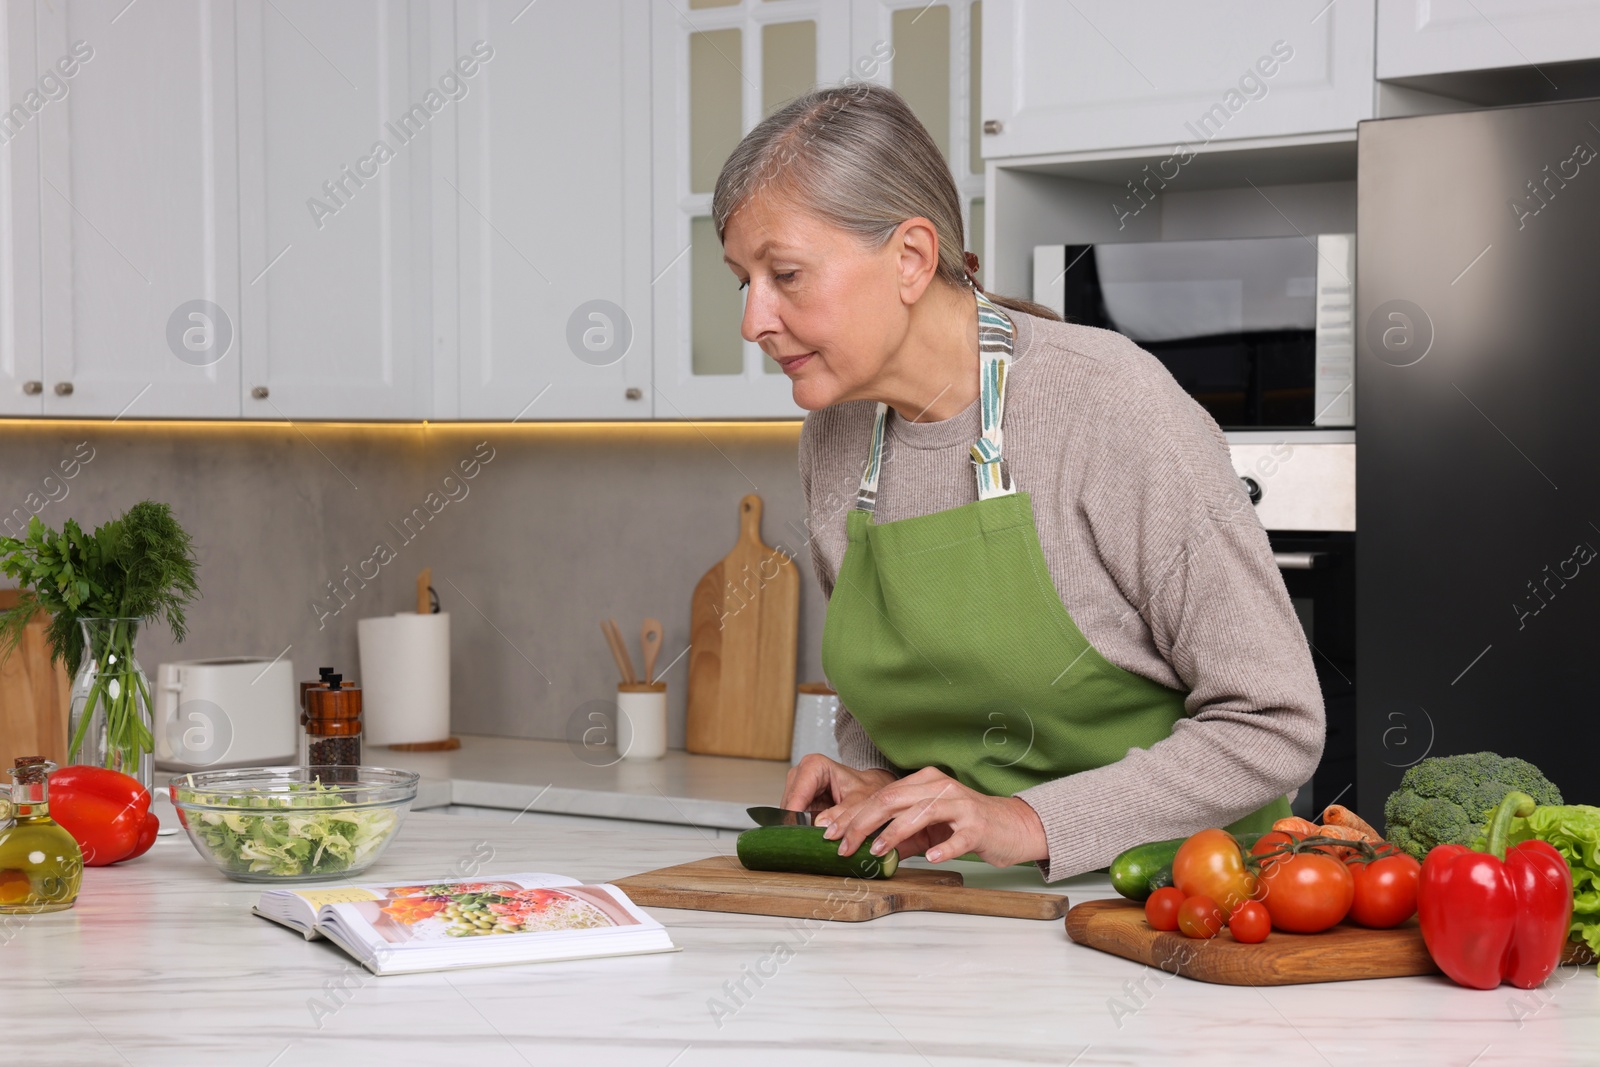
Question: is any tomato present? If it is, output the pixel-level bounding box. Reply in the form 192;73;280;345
1228;900;1271;944
1144;886;1186;931
1172;829;1257;919
1257;851;1354;933
1346;853;1421;928
1250;830;1301;868
1176;895;1224;939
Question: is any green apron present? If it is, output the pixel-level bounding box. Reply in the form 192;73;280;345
819;287;1289;866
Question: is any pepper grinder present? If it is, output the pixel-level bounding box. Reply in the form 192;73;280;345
301;674;362;781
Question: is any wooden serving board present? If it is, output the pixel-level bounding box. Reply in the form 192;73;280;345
613;855;1069;922
1066;898;1597;985
0;590;70;770
685;494;800;761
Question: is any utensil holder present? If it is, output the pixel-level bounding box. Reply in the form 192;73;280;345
790;682;841;766
617;682;667;760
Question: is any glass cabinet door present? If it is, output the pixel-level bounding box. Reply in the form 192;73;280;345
652;0;852;418
652;0;983;418
856;0;986;289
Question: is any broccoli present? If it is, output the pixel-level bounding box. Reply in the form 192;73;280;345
1383;751;1563;860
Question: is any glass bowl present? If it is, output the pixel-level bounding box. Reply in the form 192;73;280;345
168;766;419;883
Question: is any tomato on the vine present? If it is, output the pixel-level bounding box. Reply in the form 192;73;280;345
1256;850;1354;933
1172;828;1257;919
1345;852;1421;928
1144;886;1185;932
1227;900;1271;944
1250;830;1301;868
1176;895;1224;939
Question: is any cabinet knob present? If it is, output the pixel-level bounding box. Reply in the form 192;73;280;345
53;381;73;396
251;386;269;400
22;380;42;396
982;119;1003;135
625;387;643;401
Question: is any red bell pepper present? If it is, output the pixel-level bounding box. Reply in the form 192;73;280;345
1418;790;1573;990
47;765;160;867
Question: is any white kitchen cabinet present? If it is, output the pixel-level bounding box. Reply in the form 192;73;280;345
1377;0;1600;79
651;0;989;417
0;0;43;416
651;0;854;419
236;0;431;420
449;0;652;420
980;0;1376;160
35;0;242;418
852;0;986;280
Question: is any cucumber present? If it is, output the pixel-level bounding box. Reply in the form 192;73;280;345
1109;837;1187;901
736;825;899;879
1109;831;1265;901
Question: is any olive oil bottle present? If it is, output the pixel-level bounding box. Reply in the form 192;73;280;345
0;757;83;914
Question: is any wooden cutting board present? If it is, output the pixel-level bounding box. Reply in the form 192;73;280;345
0;590;70;769
613;855;1069;922
1066;898;1598;985
685;494;799;761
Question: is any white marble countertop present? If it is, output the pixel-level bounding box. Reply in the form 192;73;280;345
12;811;1600;1066
378;735;794;829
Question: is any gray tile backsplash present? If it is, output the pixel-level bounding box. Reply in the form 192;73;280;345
0;422;823;751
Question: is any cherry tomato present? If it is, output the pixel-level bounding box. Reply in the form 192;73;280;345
1257;850;1354;933
1346;852;1421;928
1172;829;1257;919
1228;900;1271;944
1176;895;1224;939
1144;886;1186;931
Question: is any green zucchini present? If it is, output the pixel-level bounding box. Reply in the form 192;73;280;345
1109;831;1265;901
736;825;899;879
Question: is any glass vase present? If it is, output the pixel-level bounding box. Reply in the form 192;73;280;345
66;617;155;791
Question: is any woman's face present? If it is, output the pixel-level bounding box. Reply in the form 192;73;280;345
722;194;932;411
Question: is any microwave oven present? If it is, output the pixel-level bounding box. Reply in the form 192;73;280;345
1032;234;1354;429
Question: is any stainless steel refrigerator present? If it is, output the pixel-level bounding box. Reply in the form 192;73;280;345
1357;96;1600;819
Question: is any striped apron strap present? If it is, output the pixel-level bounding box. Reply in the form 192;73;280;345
854;289;1017;514
971;288;1017;501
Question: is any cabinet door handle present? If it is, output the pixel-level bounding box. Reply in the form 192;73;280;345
625;387;643;401
251;386;269;399
982;119;1003;135
54;381;74;396
22;380;42;395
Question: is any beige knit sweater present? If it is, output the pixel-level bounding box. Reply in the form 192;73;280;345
798;305;1325;881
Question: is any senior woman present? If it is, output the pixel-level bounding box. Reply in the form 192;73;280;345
715;84;1323;881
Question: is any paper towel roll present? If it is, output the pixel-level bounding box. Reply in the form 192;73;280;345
358;612;450;746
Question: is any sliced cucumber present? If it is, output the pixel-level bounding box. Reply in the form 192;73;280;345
736;825;899;879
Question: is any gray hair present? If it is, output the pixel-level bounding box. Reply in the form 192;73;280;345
712;83;1062;322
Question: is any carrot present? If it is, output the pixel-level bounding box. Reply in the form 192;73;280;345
1320;804;1381;841
1272;816;1320;838
1309;822;1368;857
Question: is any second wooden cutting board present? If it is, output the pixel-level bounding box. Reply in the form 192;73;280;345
686;494;799;760
1067;898;1598;985
613;855;1068;922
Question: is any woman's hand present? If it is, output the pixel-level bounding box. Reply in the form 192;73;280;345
780;754;898;823
821;766;1049;868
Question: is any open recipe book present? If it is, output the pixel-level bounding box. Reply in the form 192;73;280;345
253;873;679;975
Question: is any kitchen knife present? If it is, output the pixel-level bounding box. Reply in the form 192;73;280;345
746;805;814;827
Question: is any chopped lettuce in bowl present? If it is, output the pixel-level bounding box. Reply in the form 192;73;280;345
169;767;418;883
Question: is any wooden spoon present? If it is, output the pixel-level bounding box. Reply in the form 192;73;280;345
640;618;662;685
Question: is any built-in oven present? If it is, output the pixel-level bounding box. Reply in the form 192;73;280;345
1228;430;1356;818
1034;235;1355;429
